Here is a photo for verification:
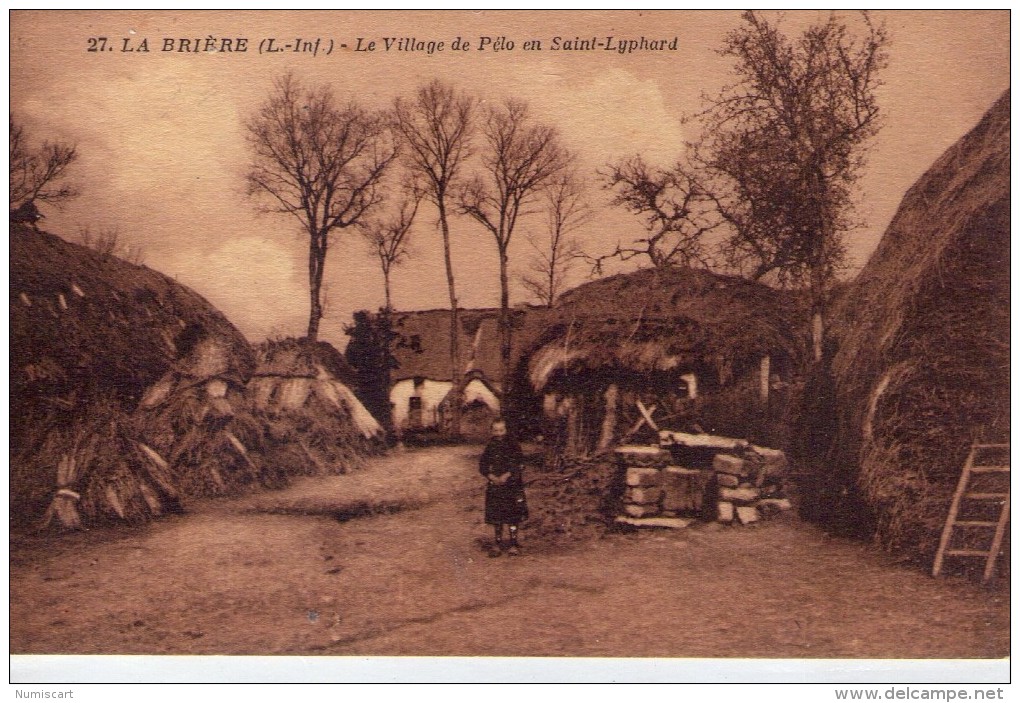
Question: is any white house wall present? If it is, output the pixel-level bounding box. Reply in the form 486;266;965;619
390;378;452;430
390;377;501;431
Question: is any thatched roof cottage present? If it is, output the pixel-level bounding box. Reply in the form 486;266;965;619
524;267;806;455
388;306;555;440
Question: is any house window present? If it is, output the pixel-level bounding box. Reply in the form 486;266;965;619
409;396;423;411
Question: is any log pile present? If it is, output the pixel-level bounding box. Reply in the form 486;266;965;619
613;434;792;528
712;449;792;525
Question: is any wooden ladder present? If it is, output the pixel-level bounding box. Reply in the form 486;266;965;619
932;444;1010;583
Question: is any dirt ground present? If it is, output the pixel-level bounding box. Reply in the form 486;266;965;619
9;445;1009;658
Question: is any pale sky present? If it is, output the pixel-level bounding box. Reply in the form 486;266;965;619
10;10;1010;349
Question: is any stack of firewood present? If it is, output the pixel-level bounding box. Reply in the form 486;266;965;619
615;438;792;527
713;448;791;525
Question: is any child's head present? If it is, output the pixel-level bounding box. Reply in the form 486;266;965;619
491;419;507;438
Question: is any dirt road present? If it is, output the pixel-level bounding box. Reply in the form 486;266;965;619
9;445;1009;658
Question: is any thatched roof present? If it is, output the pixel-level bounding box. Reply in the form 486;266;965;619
527;267;806;391
825;90;1010;555
390;306;556;384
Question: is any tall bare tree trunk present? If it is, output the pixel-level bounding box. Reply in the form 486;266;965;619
498;246;512;402
307;233;326;342
438;200;462;436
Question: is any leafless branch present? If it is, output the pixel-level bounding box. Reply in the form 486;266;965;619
9;115;79;210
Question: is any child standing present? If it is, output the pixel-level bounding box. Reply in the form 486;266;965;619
479;419;528;557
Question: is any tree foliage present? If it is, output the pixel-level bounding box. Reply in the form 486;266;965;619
595;155;720;273
9;115;79;210
459;99;569;391
358;188;421;311
520;168;590;307
698;11;888;358
245;73;397;341
392;79;475;434
344;309;399;434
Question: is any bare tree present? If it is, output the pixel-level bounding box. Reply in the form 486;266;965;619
519;169;590;307
698;11;888;360
245;73;397;342
460;99;569;393
593;155;720;274
9;115;79;210
393;80;474;435
358;188;421;311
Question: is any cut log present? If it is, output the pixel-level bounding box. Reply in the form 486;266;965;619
719;486;760;503
138;481;162;514
615;445;671;467
713;454;748;476
625;466;662;487
105;485;126;519
716;472;739;488
661;466;709;513
659;430;746;450
625;486;662;505
749;446;788;476
717;501;735;523
758;498;793;515
623;503;661;518
736;506;760;525
615;516;692;529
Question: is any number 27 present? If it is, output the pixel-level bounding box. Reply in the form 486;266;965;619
86;37;108;52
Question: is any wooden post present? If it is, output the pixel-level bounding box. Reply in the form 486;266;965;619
543;392;557;418
598;383;619;450
565;396;580;456
759;355;771;403
681;373;698;399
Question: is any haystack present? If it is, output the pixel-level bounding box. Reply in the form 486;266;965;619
524;267;806;454
11;226;256;528
821;91;1010;557
11;228;382;530
248;337;383;477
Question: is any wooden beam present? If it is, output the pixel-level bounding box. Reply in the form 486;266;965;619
636;400;659;431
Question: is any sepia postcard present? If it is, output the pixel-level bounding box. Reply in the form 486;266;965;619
9;10;1010;687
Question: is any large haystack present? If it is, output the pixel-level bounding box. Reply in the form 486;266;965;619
11;229;381;530
523;267;806;454
11;226;256;527
822;91;1009;556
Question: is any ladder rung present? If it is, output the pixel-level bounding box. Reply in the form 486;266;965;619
971;466;1010;473
964;492;1010;500
953;520;999;527
973;443;1010;449
945;549;993;557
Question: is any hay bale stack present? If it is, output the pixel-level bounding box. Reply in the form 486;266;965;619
823;91;1010;556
